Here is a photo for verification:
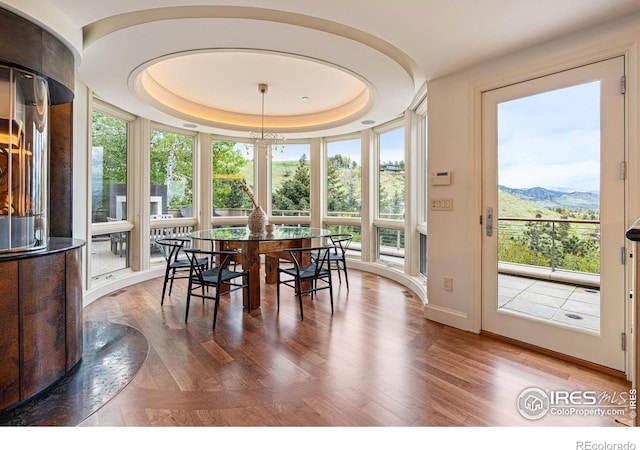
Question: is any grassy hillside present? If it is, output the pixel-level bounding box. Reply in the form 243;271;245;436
238;160;301;189
498;189;563;219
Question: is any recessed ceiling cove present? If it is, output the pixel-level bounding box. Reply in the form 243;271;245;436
131;50;372;133
79;6;417;137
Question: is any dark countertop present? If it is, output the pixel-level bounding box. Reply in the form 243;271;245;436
0;237;85;261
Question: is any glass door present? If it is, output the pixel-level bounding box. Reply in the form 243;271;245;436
481;56;626;371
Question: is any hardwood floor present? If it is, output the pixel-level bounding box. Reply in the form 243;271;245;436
80;268;632;427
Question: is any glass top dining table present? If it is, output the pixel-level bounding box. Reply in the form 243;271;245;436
190;226;331;242
189;226;332;310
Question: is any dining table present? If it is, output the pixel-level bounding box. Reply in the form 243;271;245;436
189;226;332;310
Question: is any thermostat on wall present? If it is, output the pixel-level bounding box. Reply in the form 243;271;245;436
430;171;451;186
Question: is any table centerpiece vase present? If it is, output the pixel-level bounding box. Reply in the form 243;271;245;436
240;182;267;234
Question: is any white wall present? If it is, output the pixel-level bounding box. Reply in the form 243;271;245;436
73;78;89;293
425;13;640;332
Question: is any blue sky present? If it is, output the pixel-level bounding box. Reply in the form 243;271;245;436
267;127;404;165
379;127;404;164
237;83;599;192
327;138;361;164
498;81;600;192
271;143;309;162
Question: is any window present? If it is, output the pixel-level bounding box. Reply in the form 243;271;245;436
378;127;405;221
271;143;310;217
91;111;128;223
90;231;130;278
327;224;362;258
150;128;193;265
91;108;130;277
375;124;405;266
326;138;361;218
378;227;405;265
212;141;254;217
150;128;193;218
418;112;428;277
420;233;427;276
421;115;428;223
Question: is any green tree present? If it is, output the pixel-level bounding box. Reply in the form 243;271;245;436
92;111;127;185
150;130;193;207
326;154;361;215
91;111;127;218
499;237;550;267
272;155;310;214
212;141;252;210
327;155;350;213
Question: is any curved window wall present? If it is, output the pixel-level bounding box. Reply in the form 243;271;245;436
86;98;428;300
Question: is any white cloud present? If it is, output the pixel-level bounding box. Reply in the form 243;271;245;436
497;81;601;191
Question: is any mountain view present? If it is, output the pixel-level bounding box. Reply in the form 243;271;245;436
498;185;600;212
496;185;600;274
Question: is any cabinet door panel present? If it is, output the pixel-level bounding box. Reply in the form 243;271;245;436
66;248;83;369
20;253;66;400
0;260;19;410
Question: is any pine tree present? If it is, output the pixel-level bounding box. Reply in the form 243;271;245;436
272;155;310;214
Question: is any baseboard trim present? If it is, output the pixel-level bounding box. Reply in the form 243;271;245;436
423;303;471;331
84;267;164;306
480;330;628;380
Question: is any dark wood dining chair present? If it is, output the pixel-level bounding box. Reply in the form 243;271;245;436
277;245;334;320
156;237;208;305
325;233;353;290
183;248;250;330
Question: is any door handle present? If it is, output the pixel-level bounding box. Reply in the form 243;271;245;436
486;207;493;237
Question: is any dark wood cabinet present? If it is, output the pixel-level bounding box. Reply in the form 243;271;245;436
0;238;84;411
0;260;19;410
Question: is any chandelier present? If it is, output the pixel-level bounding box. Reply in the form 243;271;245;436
246;83;285;158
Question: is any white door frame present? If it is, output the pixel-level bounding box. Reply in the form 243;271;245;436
471;52;633;378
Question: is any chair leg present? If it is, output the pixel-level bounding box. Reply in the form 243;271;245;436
328;276;334;314
168;270;176;296
160;266;171;305
185;280;193;322
295;279;304;321
342;261;349;290
213;291;221;330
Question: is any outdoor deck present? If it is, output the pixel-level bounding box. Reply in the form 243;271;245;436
498;273;600;333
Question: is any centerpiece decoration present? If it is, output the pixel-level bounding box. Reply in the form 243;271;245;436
239;181;267;234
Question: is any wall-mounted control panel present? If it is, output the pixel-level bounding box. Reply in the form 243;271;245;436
431;198;454;211
430;171;451;186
